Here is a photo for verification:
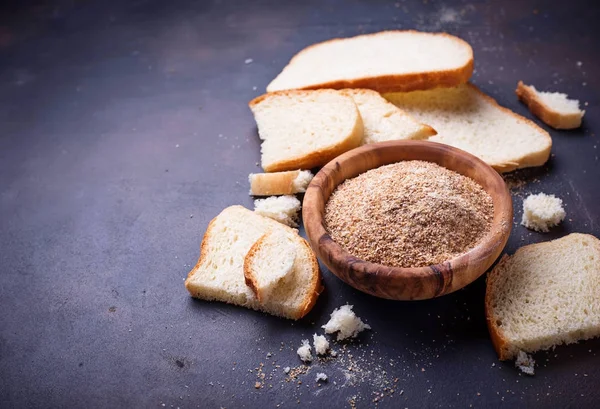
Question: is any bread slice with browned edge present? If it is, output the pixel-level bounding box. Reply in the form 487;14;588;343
385;84;552;173
245;229;297;303
485;233;600;360
267;30;473;93
516;81;585;129
185;206;322;320
249;90;363;172
249;170;313;196
339;89;436;145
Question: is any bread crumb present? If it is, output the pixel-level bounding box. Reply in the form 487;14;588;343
254;195;301;227
521;193;566;232
297;339;313;362
283;366;291;374
313;334;329;355
245;58;253;64
515;351;535;376
322;305;370;341
315;373;328;382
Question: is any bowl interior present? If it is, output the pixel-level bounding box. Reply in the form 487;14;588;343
302;140;513;300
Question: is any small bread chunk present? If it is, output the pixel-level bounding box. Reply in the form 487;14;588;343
249;170;314;196
485;233;600;360
339;89;436;144
267;30;473;93
185;206;322;320
297;339;313;362
313;334;329;355
515;351;535;376
516;81;585;129
315;373;328;383
244;230;297;302
521;193;566;232
249;90;363;172
322;304;371;341
254;195;301;227
385;84;552;173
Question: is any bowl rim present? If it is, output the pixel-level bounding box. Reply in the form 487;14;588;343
302;140;513;300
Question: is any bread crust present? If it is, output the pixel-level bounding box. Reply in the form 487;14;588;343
185;214;219;292
484;254;514;360
516;81;583;130
467;83;552;173
249;171;302;196
250;90;364;172
243;232;270;302
266;30;474;93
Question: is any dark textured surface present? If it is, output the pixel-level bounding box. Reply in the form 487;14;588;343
1;1;599;408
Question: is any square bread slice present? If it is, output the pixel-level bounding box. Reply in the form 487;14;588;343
249;90;363;172
384;84;552;173
267;30;473;93
185;206;322;320
516;81;585;129
485;233;600;360
244;229;297;303
339;89;436;144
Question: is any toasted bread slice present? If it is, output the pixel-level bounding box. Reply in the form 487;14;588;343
516;81;585;129
385;84;552;173
249;90;363;172
249;170;313;196
485;233;600;360
184;206;321;320
244;230;296;303
267;30;473;93
339;89;436;144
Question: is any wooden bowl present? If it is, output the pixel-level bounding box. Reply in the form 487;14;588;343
303;140;513;300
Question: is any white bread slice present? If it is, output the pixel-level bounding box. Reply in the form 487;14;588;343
244;230;296;303
385;84;552;173
249;90;363;172
254;195;301;227
339;89;436;145
485;233;600;360
267;30;473;93
249;170;313;196
184;206;322;320
516;81;585;129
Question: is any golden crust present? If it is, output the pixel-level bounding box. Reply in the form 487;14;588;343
266;30;474;93
250;90;364;172
249;171;302;196
466;83;552;173
484;254;514;360
184;214;219;291
516;81;583;130
243;232;269;302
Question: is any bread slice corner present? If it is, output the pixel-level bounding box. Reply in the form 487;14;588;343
516;81;585;130
485;233;600;360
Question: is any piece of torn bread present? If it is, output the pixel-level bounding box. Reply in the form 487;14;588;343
254;195;301;227
339;89;436;144
385;83;552;173
249;90;363;172
516;81;585;129
244;229;297;303
249;170;314;196
485;233;600;360
185;206;322;320
267;30;473;93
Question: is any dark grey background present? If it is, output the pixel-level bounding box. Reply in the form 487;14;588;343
1;0;599;408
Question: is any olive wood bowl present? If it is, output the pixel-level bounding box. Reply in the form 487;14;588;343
303;140;513;300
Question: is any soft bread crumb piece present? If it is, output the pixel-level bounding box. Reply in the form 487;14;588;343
292;170;314;192
515;351;535;376
322;305;371;341
297;339;313;362
330;350;337;357
313;334;329;355
254;195;301;227
284;366;291;374
528;85;583;115
315;373;328;382
521;193;566;232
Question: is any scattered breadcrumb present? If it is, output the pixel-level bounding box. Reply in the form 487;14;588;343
283;366;291;374
315;372;328;382
313;334;330;355
322;305;371;340
297;339;313;362
515;351;535;376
